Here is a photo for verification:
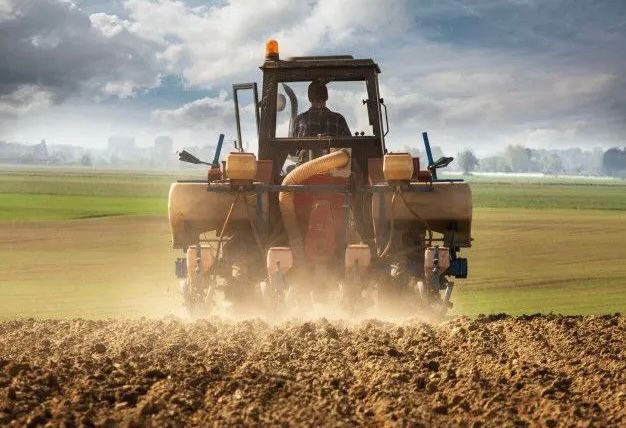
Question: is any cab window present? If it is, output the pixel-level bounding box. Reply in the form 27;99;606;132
275;81;374;138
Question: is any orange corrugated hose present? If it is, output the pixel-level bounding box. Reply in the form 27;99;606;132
279;150;350;260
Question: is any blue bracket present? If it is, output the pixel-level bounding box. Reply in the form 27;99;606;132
448;258;468;278
422;131;436;180
211;133;225;167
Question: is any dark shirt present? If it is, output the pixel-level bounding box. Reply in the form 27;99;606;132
293;106;351;138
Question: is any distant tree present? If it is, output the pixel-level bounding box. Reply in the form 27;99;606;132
33;139;49;162
80;154;92;167
603;147;626;176
478;155;509;172
457;149;479;175
590;147;605;174
153;135;174;167
539;152;563;175
504;145;533;172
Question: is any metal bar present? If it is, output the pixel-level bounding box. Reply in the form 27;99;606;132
232;83;257;90
365;183;440;192
199;184;349;193
233;87;242;150
212;134;225;167
272;137;379;151
233;82;260;151
370;70;386;153
442;283;454;307
422;132;434;166
256;188;265;241
199;237;232;243
177;181;458;193
378;190;386;250
343;191;350;242
381;99;390;137
179;182;445;192
251;183;440;193
257;184;348;192
252;83;261;139
422;131;437;180
200;184;351;192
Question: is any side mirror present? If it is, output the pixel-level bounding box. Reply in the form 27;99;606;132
430;156;454;170
276;93;286;112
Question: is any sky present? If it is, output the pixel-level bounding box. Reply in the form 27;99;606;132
0;0;625;156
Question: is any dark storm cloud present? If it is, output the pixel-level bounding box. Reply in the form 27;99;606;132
0;0;160;107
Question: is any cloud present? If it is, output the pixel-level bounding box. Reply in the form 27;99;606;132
124;0;410;86
0;84;54;116
1;0;624;152
136;0;625;150
376;41;624;151
151;91;231;129
89;12;130;38
387;70;617;127
0;0;15;22
0;0;161;116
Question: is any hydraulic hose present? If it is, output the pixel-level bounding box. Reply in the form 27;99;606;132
279;150;350;260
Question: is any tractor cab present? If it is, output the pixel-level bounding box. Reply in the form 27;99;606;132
232;41;388;185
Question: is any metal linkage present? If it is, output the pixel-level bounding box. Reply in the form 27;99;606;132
174;181;457;194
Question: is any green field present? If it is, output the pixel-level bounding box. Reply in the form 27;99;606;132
0;167;625;318
0;168;178;221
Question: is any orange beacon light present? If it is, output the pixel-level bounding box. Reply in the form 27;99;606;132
265;39;279;61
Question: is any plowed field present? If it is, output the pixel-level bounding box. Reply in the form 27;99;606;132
1;315;624;427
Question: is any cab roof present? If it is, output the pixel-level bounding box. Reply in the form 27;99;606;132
261;55;381;73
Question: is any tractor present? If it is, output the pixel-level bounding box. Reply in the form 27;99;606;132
168;40;472;318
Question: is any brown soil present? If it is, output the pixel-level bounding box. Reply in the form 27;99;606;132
0;315;624;427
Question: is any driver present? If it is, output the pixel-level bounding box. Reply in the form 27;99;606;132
293;81;351;138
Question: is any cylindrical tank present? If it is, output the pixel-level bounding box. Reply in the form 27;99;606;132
168;183;268;249
383;153;414;181
424;246;450;272
186;245;214;275
266;247;293;274
371;181;472;247
226;152;257;181
345;244;371;269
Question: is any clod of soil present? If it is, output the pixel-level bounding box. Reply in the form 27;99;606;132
0;315;624;427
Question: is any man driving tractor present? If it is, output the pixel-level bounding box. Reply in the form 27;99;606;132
293;81;351;138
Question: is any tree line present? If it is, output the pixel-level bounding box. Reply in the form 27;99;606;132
454;145;625;177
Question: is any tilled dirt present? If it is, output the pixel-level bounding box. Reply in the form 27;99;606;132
0;315;624;427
